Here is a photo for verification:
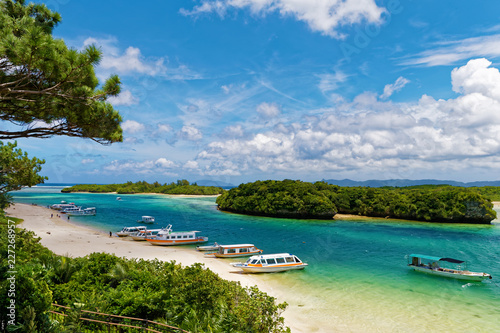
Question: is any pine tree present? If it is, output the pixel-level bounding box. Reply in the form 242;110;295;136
0;0;123;144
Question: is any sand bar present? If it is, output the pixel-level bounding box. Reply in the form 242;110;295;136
5;203;312;332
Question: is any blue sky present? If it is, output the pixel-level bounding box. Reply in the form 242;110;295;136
11;0;500;185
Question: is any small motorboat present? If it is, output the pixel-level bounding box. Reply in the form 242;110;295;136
206;244;262;258
130;229;161;241
137;216;155;224
196;242;220;251
231;253;308;273
145;224;208;246
116;226;147;237
407;254;492;281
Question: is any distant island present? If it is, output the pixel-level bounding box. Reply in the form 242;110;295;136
216;180;497;224
324;178;500;188
61;180;225;195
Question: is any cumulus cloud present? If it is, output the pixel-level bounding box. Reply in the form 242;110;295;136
223;124;245;138
256;102;281;118
103;158;177;175
184;160;200;169
451;58;500;100
181;125;203;141
107;90;138;106
155;158;176;168
181;0;386;38
380;76;410;99
122;120;145;134
198;58;500;177
83;37;166;76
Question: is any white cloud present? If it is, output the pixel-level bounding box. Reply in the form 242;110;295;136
256;102;281;118
451;58;500;100
81;159;94;164
156;124;172;133
108;90;138;106
155;158;176;168
380;76;410;99
122;120;145;134
198;58;500;177
103;158;178;175
83;37;166;76
318;71;349;94
184;160;199;169
223;124;245;137
181;0;386;38
181;125;203;141
401;34;500;67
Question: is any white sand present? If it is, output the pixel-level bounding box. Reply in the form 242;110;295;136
5;203;313;332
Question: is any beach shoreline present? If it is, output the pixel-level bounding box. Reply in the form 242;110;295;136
5;203;307;332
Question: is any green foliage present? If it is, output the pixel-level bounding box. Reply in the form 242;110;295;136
0;141;46;209
217;180;497;224
0;0;123;143
470;186;500;201
61;180;225;195
216;180;337;219
0;215;289;332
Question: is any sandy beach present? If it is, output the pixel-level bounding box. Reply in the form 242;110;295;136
5;203;307;332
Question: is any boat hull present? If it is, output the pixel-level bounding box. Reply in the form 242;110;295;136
196;244;220;251
410;265;491;281
130;236;147;241
233;263;308;273
146;237;208;246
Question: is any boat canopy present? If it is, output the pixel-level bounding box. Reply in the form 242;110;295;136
409;254;465;264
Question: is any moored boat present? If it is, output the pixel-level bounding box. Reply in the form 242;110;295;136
137;216;155;224
116;226;147;237
145;224;208;246
130;229;161;241
206;244;262;258
196;242;220;251
62;206;96;216
231;253;308;273
407;254;492;281
50;201;77;211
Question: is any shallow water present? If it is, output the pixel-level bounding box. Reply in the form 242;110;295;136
12;186;500;332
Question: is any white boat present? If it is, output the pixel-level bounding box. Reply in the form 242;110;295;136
137;216;155;224
50;201;77;211
116;226;147;237
206;244;262;258
130;229;162;241
145;224;208;246
196;242;220;251
408;254;492;281
231;253;308;273
62;206;96;216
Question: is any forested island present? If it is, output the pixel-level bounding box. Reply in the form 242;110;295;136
216;180;497;224
61;180;225;195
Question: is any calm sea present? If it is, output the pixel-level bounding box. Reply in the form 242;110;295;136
11;186;500;332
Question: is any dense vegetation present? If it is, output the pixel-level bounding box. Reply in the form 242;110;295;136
0;214;289;332
471;186;500;201
216;180;497;224
216;180;336;219
61;180;225;195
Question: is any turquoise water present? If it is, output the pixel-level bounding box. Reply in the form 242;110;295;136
11;186;500;332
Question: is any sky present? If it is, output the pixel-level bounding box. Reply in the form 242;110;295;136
9;0;500;185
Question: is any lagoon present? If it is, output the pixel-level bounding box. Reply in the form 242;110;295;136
12;186;500;332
